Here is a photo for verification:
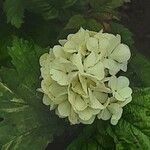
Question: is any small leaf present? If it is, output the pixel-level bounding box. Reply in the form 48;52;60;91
62;0;77;8
65;15;103;31
90;0;124;12
4;0;25;28
27;0;59;20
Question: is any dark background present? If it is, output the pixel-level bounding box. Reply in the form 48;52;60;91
121;0;150;58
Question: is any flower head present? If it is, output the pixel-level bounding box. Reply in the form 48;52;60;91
40;28;132;125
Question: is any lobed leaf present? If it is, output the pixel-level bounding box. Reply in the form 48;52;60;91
89;0;124;13
3;0;25;28
108;88;150;149
0;82;64;150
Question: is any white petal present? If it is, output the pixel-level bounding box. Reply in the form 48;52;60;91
89;89;105;109
74;95;87;111
71;28;89;45
117;87;132;99
43;94;52;105
86;37;99;52
108;76;117;91
118;96;132;107
95;33;121;55
50;69;69;85
41;78;52;93
114;92;125;101
93;90;108;104
94;82;111;93
64;40;77;53
108;103;123;118
120;62;128;72
110;115;120;125
97;108;111;120
78;74;96;94
67;34;74;40
105;34;121;54
59;39;67;46
52;94;67;104
110;44;131;63
103;59;120;75
48;80;67;98
68;108;79;124
78;107;94;121
50;62;77;85
86;61;105;80
39;53;51;67
70;53;84;72
98;38;110;53
71;76;86;96
55;109;65;118
58;101;71;117
79;115;95;124
86;30;97;37
84;51;99;69
108;103;123;125
53;45;65;58
117;76;130;90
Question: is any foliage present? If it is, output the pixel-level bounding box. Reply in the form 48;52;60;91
0;38;66;150
89;0;124;13
0;0;150;149
0;82;64;150
3;0;77;28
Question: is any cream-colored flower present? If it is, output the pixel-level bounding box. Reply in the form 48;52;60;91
39;28;132;125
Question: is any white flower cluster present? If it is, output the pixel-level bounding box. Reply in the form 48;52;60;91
40;28;132;125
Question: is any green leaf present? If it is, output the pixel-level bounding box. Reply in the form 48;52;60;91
3;0;77;28
0;68;19;91
66;121;115;150
62;0;77;8
65;15;103;31
4;0;25;28
0;82;65;150
110;22;134;48
0;38;47;108
27;0;77;20
27;0;59;20
89;0;124;12
0;37;45;107
108;88;150;149
130;53;150;87
8;37;43;90
0;38;66;150
21;14;63;47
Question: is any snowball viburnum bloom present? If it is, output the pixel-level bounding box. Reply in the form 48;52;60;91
39;28;132;125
